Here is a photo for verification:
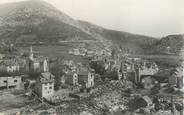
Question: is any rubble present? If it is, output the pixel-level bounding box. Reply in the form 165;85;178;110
80;111;93;115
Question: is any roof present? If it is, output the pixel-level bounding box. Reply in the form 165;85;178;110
40;72;55;83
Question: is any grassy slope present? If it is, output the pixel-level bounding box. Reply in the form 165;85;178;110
0;0;158;54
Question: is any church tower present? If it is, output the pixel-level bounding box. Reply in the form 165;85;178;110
29;46;34;60
43;58;49;72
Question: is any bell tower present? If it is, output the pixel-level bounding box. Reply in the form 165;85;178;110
29;46;34;60
43;58;49;72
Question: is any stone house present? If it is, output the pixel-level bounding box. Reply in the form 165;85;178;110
78;70;95;88
168;67;183;88
138;62;158;75
110;62;123;80
86;50;95;57
79;47;87;56
65;71;78;86
135;62;158;83
0;54;5;59
62;60;74;67
124;70;137;83
73;49;80;55
0;59;20;73
122;62;137;82
0;75;23;89
122;60;158;83
35;72;55;99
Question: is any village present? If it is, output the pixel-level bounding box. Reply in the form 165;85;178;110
0;43;183;115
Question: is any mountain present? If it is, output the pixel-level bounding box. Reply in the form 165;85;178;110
0;0;158;53
153;34;184;54
0;0;95;43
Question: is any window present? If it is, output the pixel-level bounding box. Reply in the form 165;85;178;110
49;87;52;89
91;74;93;79
4;80;7;83
14;80;17;82
45;87;47;90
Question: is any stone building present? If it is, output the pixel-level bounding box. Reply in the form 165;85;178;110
86;50;95;57
35;72;55;99
122;62;137;82
78;70;95;88
73;49;80;55
0;75;22;89
0;59;20;73
0;54;5;59
137;62;159;81
122;60;158;83
168;67;183;88
65;71;78;86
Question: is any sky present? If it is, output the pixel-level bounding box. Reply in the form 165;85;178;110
0;0;183;37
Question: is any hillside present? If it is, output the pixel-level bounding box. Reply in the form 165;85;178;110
0;0;158;53
78;20;157;53
0;0;95;43
153;34;184;55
